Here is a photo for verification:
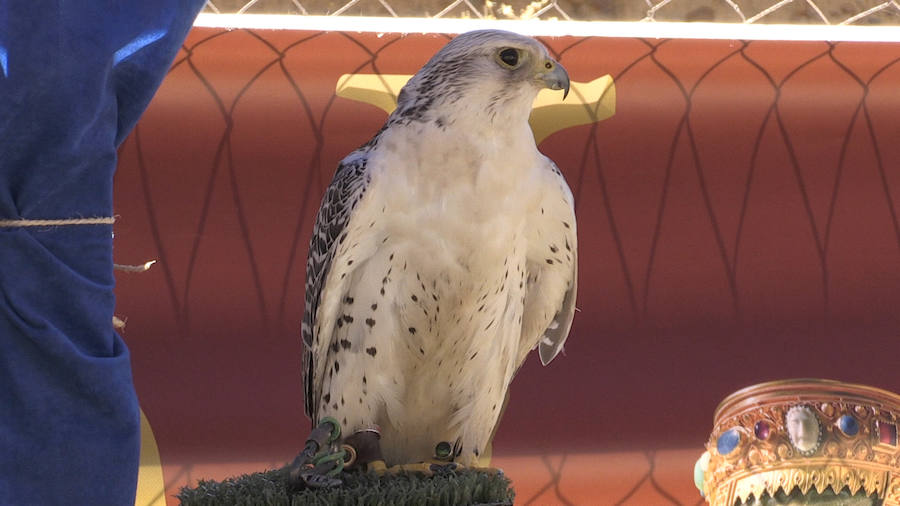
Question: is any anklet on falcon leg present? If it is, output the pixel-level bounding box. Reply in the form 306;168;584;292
341;426;384;472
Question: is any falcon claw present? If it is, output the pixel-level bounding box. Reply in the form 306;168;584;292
298;471;342;489
429;462;459;475
289;452;346;489
286;455;313;483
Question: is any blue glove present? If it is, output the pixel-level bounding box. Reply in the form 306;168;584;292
0;1;205;503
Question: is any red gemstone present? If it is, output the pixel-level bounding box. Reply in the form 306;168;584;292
755;421;771;440
879;422;897;446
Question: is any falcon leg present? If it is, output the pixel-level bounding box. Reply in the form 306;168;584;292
287;417;346;488
357;438;501;476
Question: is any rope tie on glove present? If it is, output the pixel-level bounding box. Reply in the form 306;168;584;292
0;217;116;228
0;215;151;330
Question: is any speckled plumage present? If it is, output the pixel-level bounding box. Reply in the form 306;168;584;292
301;30;577;466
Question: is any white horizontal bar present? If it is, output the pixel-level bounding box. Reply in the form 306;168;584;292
194;13;900;42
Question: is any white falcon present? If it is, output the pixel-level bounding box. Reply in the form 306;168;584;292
301;29;578;468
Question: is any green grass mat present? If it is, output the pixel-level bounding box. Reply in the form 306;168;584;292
177;466;515;506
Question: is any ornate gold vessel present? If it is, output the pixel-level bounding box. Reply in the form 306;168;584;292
701;379;900;505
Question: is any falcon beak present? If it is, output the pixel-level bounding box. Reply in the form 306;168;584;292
540;59;570;100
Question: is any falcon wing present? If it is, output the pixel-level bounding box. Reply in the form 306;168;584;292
538;253;577;365
519;160;578;367
302;153;372;421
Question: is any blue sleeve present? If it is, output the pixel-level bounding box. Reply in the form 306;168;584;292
0;1;205;504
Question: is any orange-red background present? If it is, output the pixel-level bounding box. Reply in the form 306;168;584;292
114;28;900;504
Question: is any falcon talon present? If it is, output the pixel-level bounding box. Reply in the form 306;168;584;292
297;471;342;489
429;462;459;475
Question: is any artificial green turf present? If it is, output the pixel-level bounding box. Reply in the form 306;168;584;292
177;465;515;506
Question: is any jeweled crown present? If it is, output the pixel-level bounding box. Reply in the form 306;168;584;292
700;379;900;505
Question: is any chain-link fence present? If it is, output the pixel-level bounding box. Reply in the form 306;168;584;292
202;0;900;24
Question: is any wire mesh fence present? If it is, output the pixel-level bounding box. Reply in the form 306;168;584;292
202;0;900;24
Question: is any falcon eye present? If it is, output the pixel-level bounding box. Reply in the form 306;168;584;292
497;48;520;68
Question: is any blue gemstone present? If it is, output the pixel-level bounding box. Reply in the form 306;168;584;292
717;429;741;455
839;415;860;436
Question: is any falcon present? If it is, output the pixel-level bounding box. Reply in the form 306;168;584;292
301;29;578;469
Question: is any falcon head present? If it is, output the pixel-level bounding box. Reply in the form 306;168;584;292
396;30;570;123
